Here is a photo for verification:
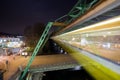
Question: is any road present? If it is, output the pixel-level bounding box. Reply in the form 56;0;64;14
0;54;77;80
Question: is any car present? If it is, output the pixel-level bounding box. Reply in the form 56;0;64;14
21;52;28;56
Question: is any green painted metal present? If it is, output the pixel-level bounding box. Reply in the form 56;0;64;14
55;0;99;24
67;0;98;23
19;22;53;80
55;15;68;22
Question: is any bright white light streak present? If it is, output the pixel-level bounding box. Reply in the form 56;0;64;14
58;16;120;37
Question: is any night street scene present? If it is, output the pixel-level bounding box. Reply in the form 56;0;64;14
0;0;120;80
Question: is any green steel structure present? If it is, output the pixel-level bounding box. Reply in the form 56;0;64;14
19;22;53;80
55;0;99;24
19;0;99;80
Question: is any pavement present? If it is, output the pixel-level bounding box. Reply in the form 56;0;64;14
0;55;29;80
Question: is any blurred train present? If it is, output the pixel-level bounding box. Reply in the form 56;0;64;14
54;16;120;64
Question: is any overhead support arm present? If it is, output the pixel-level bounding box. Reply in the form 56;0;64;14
53;22;67;27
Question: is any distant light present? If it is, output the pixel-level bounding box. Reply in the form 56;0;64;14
7;42;21;47
102;43;111;48
20;41;23;43
24;52;28;55
54;43;57;46
74;66;81;70
72;38;75;41
22;52;28;56
118;62;120;64
86;34;88;37
80;38;88;46
103;35;106;38
107;32;111;34
107;43;111;48
64;52;67;54
60;49;63;53
4;39;6;42
22;52;25;56
0;40;2;43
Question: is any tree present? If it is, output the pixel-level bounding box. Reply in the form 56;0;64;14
24;23;45;53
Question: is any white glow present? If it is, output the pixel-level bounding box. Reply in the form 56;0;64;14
74;66;81;70
107;32;111;34
64;52;67;54
107;43;111;48
22;52;25;55
102;43;111;48
60;49;63;53
4;39;6;42
103;35;106;38
80;38;88;46
7;42;21;47
24;52;28;55
86;34;88;37
72;38;75;41
21;52;28;56
0;40;2;43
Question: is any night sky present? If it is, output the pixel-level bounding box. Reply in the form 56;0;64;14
0;0;77;35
